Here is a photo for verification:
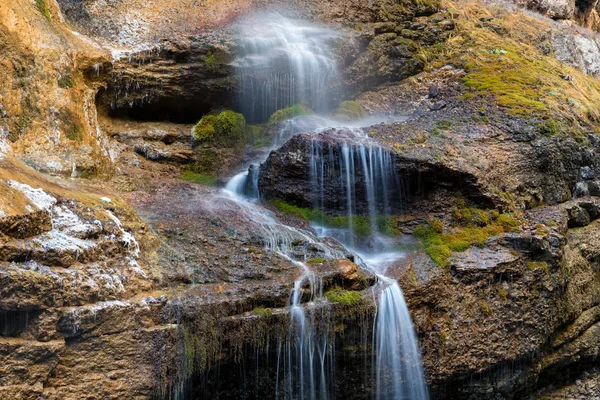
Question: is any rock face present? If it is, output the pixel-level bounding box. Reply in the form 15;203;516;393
0;154;374;399
552;27;600;77
4;0;600;399
259;130;493;216
523;0;576;20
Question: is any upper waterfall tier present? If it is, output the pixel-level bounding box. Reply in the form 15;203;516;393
234;13;341;123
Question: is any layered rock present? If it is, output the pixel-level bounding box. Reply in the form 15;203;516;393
4;0;600;398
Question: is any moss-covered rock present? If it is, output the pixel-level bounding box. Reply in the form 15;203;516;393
192;110;246;148
413;204;522;269
270;199;400;238
333;101;367;121
268;104;312;124
324;286;363;306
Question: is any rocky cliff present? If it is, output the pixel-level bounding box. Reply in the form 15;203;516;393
2;0;600;399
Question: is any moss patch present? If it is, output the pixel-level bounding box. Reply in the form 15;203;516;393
333;101;367;121
325;286;363;306
180;170;218;185
268;104;312;124
307;257;326;264
36;0;52;21
59;108;83;142
57;74;74;89
413;204;521;269
203;50;229;73
251;307;273;318
270;199;400;238
526;260;549;272
422;1;600;131
192;110;246;148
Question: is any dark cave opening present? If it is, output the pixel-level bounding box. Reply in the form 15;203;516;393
0;310;39;337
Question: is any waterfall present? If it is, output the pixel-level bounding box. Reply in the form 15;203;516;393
374;277;429;400
228;13;340;199
222;11;428;400
235;13;340;123
218;188;337;400
309;139;429;399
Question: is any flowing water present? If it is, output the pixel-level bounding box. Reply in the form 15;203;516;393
222;12;428;400
235;13;340;123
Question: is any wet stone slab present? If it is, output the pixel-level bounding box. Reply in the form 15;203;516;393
449;246;520;282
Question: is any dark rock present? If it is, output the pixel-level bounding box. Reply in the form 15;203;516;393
588;181;600;196
258;131;494;216
581;166;596;180
567;204;592;227
428;85;440;99
430;100;447;110
574;181;590;197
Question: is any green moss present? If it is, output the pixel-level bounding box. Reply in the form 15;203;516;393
413;208;522;269
180;170;218;185
535;224;550;236
268;104;312;124
307;257;326;264
324;286;363;306
418;1;600;130
430;218;444;234
333;101;367;121
526;260;549;272
36;0;52;21
479;301;492;316
246;124;270;147
436;120;453;130
192;110;246;148
204;51;229;73
270;199;400;238
270;199;324;221
59;108;83;142
496;213;520;230
252;307;273;317
497;287;508;299
57;74;74;89
453;206;491;226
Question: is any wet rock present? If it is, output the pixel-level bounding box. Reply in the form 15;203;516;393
325;259;375;290
589;180;600;195
449;246;521;283
428;85;440;99
575;181;590;197
581;166;596;180
259;129;493;217
429;100;447;110
0;210;52;239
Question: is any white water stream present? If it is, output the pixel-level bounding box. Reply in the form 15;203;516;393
222;12;428;400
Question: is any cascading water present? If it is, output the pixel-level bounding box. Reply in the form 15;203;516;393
235;13;340;123
218;188;339;400
227;14;340;198
222;12;428;400
309;138;428;400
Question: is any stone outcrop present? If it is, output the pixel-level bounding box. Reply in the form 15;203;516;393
258;130;494;216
